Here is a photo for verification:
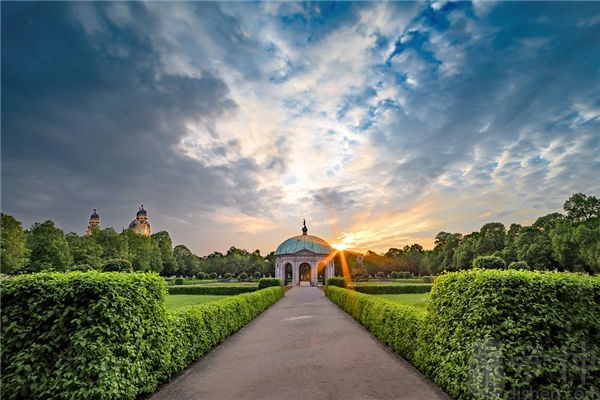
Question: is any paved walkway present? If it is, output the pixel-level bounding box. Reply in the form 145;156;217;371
150;287;450;400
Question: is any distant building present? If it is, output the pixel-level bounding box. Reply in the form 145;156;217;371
128;205;151;237
85;209;101;235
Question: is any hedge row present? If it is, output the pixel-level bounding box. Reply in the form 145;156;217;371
326;270;600;400
257;278;283;289
325;286;426;364
1;272;284;399
167;285;258;295
351;283;432;294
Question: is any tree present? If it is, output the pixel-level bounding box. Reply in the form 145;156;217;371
515;226;557;271
1;213;30;273
574;224;600;274
91;228;128;260
564;193;600;223
473;256;506;270
25;220;72;272
151;231;178;276
174;245;200;277
66;233;104;270
122;230;153;271
475;222;506;256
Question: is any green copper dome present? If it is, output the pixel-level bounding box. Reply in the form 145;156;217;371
275;234;333;255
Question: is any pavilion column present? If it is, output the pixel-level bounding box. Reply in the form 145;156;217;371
311;263;317;286
293;261;299;286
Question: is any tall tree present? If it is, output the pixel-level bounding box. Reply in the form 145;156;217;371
122;230;153;271
0;213;30;273
91;228;128;260
25;220;72;272
66;233;104;270
174;245;200;277
151;231;178;276
564;193;600;223
476;222;506;256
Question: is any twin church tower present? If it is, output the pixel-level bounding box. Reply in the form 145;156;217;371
85;205;151;237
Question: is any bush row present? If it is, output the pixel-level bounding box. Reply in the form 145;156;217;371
325;286;426;365
167;285;258;295
257;278;283;289
1;272;284;399
326;269;600;400
351;284;432;294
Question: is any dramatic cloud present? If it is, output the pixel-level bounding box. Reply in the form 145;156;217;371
2;1;599;254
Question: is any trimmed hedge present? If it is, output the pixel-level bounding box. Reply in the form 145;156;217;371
167;285;258;295
325;286;426;365
421;269;599;400
326;277;346;288
1;272;284;399
351;284;432;294
326;269;600;400
1;272;170;399
257;277;283;289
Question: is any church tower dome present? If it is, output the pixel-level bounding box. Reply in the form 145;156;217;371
86;209;101;235
129;205;151;236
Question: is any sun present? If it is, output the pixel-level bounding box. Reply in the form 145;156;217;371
332;242;349;251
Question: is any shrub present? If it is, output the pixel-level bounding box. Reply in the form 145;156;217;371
174;278;185;285
223;272;232;280
352;284;432;294
390;271;399;279
237;272;248;281
508;260;530;270
253;271;262;279
101;259;133;272
164;278;175;286
325;286;426;365
1;272;170;399
325;277;346;288
398;271;412;279
209;272;217;279
196;272;208;280
422;276;433;283
168;285;258;295
472;255;506;270
376;271;385;279
420;269;600;400
362;274;370;281
257;278;283;289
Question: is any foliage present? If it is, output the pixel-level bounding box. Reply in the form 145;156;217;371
174;278;185;285
101;259;133;272
167;285;258;295
151;231;178;276
507;261;529;270
66;233;103;270
472;255;506;270
0;213;30;273
422;276;433;283
196;271;208;280
257;278;283;289
326;286;426;365
90;228;128;261
0;272;171;399
253;271;262;279
237;272;248;281
351;284;432;294
325;277;346;288
1;272;284;399
173;245;200;277
421;269;600;400
390;271;399;279
25;220;72;272
209;272;217;279
376;271;385;279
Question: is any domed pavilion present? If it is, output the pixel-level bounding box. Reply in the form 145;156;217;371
129;205;151;237
274;220;335;286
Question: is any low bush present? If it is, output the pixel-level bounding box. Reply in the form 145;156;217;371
257;278;283;289
196;272;208;280
326;286;426;365
422;276;433;283
237;272;248;281
101;259;133;272
1;272;284;400
390;271;399;279
253;271;262;279
398;271;412;279
376;271;385;279
325;277;346;288
421;269;600;400
351;284;432;294
174;278;185;285
209;272;217;279
472;255;506;270
167;285;258;295
508;260;530;270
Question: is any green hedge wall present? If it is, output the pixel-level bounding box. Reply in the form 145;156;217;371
421;269;599;400
326;270;600;400
257;277;283;289
167;285;258;295
1;272;171;400
325;277;346;288
325;286;425;365
351;283;432;294
1;272;284;399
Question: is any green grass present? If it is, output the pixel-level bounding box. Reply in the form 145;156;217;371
374;293;429;309
166;294;230;310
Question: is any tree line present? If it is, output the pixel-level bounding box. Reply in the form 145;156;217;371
2;193;598;277
341;193;599;276
0;217;274;277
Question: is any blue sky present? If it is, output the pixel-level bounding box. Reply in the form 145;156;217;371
2;1;599;255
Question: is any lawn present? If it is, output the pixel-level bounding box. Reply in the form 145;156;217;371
374;293;429;309
166;295;230;310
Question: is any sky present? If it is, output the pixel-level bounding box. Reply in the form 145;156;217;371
2;1;599;256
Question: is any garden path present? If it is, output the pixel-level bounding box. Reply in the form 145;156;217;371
150;286;450;400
